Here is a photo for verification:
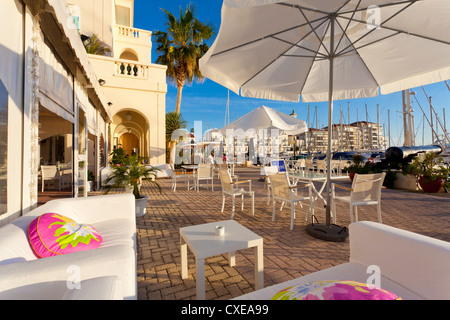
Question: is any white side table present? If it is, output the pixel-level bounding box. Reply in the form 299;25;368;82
180;220;264;300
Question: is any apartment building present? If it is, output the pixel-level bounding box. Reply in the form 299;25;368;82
349;121;387;151
295;122;386;155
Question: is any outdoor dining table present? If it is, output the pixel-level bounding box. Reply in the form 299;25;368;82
288;170;349;221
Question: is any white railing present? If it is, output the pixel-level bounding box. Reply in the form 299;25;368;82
116;25;152;40
115;60;149;79
117;26;141;39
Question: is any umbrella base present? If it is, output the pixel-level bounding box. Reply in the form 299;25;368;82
306;223;349;242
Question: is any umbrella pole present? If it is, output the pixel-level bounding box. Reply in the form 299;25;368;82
325;59;333;229
306;15;348;242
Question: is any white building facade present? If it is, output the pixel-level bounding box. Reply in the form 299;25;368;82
0;0;113;226
67;0;168;165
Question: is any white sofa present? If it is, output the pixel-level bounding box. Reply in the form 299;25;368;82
101;165;171;185
0;193;137;300
235;221;450;300
150;164;172;179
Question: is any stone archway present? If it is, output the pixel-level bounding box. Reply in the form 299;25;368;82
119;48;139;61
119;132;139;156
111;109;149;158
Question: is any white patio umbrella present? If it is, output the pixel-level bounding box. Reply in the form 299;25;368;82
200;0;450;241
221;105;308;135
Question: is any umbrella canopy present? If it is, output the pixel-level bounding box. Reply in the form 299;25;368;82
200;0;450;103
199;0;450;240
221;105;308;135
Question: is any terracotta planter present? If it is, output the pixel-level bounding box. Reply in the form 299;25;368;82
418;177;445;193
349;171;356;182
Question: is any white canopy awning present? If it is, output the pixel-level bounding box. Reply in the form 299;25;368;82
221;105;308;135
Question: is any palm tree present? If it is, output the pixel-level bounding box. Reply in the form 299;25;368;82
84;34;112;56
154;4;214;114
166;112;188;163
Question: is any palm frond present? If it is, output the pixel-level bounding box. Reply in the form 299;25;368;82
84;34;111;56
152;5;215;113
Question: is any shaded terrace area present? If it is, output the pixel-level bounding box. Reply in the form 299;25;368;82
73;167;448;300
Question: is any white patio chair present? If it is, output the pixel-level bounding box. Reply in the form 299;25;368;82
219;168;254;219
213;163;230;179
262;165;278;205
169;163;190;191
315;159;326;173
194;164;214;192
294;158;306;171
330;160;343;174
41;165;61;192
305;159;315;171
59;162;72;189
332;172;386;224
269;172;313;230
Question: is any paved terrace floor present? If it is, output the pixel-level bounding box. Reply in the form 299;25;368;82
131;167;450;300
40;167;450;300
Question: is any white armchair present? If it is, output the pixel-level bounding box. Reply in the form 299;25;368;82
269;173;313;230
219;169;254;219
40;165;61;192
169;163;190;191
262;166;278;205
315;159;326;173
332;172;386;224
305;159;315;171
194;164;214;192
294;158;306;171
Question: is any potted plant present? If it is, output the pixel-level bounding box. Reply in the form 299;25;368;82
110;146;127;165
87;170;94;191
344;154;366;181
383;169;397;189
104;154;161;216
403;153;449;193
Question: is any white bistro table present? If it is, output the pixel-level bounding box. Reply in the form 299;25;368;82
181;165;198;190
180;220;264;300
288;171;349;221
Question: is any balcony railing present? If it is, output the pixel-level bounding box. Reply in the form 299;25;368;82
115;60;149;79
117;26;143;39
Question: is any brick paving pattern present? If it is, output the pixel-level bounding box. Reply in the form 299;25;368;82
128;167;450;300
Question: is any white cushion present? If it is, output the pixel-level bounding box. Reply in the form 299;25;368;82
62;276;123;300
0;276;122;300
350;221;450;300
0;245;136;300
0;280;69;300
233;262;423;300
151;164;172;178
93;218;136;249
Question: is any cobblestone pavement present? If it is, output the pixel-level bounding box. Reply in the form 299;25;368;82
131;167;450;300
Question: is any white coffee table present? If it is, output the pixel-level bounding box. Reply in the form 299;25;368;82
180;220;264;300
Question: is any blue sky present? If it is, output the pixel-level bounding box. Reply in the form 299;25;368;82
133;0;450;147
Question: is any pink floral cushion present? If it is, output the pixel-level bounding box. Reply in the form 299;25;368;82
271;280;401;300
28;213;102;258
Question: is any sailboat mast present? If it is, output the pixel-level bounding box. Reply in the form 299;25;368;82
377;104;380;150
224;89;230;126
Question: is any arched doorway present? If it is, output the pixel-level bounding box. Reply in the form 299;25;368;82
119;132;139;156
111;110;149;159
